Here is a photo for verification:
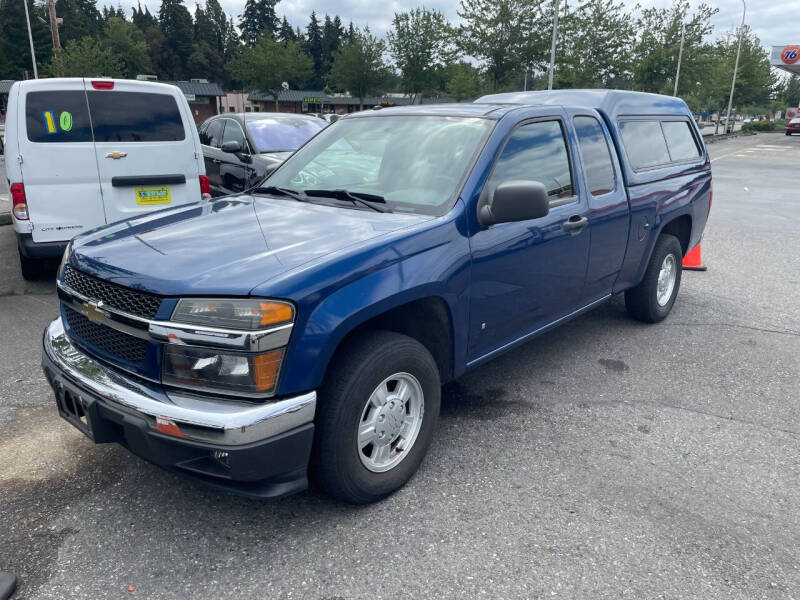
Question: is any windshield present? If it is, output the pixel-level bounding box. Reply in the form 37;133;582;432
265;115;493;216
245;116;326;153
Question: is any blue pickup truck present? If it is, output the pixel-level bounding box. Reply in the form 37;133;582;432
42;90;711;504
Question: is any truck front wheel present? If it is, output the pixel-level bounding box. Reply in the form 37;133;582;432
311;331;441;504
625;233;683;323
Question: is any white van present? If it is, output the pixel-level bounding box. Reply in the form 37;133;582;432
3;78;210;278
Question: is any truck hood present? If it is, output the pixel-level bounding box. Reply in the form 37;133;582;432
69;195;426;296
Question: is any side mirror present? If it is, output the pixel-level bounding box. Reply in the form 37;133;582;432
478;180;550;227
221;140;242;154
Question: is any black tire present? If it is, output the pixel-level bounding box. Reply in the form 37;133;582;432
625;234;683;323
311;330;441;504
18;247;43;281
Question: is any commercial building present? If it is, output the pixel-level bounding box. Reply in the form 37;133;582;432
248;90;454;114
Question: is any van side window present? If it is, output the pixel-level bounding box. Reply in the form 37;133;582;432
619;120;670;170
200;120;224;147
573;116;615;196
25;91;93;143
487;120;573;200
87;91;185;142
661;120;701;161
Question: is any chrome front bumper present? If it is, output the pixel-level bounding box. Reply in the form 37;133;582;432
42;318;316;446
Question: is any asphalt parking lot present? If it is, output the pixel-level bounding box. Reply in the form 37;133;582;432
1;132;798;599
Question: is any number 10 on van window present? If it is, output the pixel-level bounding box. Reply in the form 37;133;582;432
43;111;57;134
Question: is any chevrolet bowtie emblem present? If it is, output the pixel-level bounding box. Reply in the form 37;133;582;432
105;151;127;159
82;301;106;324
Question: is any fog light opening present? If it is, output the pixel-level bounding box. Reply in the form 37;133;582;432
211;450;230;468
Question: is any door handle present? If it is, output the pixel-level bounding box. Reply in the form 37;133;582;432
211;158;221;164
563;215;588;233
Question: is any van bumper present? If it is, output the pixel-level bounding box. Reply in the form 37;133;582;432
17;233;68;259
41;318;317;498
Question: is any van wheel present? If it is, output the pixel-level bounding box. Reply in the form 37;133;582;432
18;247;43;281
625;234;683;323
311;331;441;504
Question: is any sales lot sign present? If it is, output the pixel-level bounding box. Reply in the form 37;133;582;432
771;45;800;76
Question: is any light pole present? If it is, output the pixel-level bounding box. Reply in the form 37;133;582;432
725;0;746;133
674;22;685;96
547;0;560;90
22;0;39;79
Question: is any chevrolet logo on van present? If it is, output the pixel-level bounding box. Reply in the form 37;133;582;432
105;151;127;159
82;301;106;324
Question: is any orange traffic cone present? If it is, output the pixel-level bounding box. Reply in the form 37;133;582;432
682;243;707;271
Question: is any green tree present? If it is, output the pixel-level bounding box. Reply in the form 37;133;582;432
57;36;123;76
146;25;182;79
321;14;344;75
55;0;103;44
188;41;226;83
231;37;312;109
457;0;543;92
304;11;324;88
103;16;151;78
0;0;52;79
388;7;456;102
277;16;296;43
556;0;635;89
632;0;717;97
328;27;389;109
445;61;484;101
159;0;194;73
131;3;158;32
238;0;278;47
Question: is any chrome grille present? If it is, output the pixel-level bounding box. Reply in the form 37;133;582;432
63;265;162;319
63;305;149;364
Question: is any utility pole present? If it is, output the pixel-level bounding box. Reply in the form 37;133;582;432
47;0;63;75
725;0;746;134
674;22;685;97
22;0;39;79
547;0;560;90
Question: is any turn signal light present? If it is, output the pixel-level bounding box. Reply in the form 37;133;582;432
10;183;28;220
199;175;211;199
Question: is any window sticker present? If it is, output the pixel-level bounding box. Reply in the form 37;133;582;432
43;110;57;134
59;111;74;132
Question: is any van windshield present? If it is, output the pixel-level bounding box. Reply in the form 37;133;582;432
264;115;492;216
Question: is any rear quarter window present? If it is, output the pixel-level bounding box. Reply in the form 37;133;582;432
88;91;186;142
661;120;701;162
25;91;93;143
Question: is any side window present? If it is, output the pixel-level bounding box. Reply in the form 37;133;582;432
486;120;573;200
661;120;701;162
573;116;615;196
25;91;93;143
87;91;185;142
221;119;246;150
200;120;223;147
619;120;670;170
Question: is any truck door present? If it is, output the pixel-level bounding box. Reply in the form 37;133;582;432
88;81;201;224
18;79;106;243
468;113;591;361
569;111;630;301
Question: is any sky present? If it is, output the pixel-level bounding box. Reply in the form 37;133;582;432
127;0;794;48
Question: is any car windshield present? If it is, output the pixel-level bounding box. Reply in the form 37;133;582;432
264;115;492;216
245;116;326;153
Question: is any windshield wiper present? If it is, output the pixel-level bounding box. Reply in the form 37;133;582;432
304;189;390;213
251;185;308;203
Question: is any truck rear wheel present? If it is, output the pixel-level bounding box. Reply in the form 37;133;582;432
625;233;683;323
311;331;441;504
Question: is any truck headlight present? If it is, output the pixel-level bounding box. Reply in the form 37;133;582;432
172;298;294;330
162;345;284;396
58;241;71;279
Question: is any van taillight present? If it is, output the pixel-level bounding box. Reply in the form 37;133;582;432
199;175;211;199
91;80;114;90
10;183;28;220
